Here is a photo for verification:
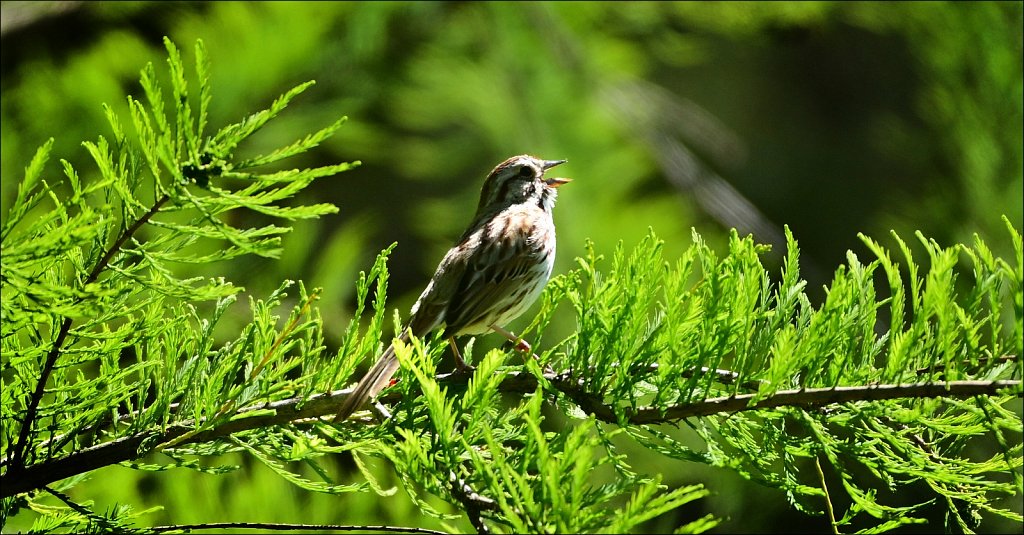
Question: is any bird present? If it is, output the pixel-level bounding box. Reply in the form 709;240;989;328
334;155;570;420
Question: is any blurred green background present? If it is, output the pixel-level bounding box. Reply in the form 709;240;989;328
2;1;1021;532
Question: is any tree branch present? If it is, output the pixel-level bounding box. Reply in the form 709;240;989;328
553;378;1023;425
8;193;171;472
2;370;1019;498
448;471;497;535
148;522;448;534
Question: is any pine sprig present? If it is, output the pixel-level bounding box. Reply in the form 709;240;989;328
1;37;357;532
2;35;1021;535
336;223;1020;533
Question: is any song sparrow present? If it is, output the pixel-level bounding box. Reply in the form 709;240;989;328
335;155;569;420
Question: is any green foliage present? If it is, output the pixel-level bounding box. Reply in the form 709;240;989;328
2;32;1022;535
3;2;1019;353
376;340;717;534
1;38;357;533
315;220;1021;533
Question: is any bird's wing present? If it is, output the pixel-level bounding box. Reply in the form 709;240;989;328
442;223;546;334
409;211;548;336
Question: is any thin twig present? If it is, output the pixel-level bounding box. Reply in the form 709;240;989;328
154;287;322;452
248;287;322;382
449;471;497;535
45;486;130;533
8;193;171;471
814;457;839;535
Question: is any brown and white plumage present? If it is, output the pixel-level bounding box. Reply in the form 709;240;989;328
335;155;569;420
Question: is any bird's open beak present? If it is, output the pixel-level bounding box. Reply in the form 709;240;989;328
541;159;567;170
542;159;570;187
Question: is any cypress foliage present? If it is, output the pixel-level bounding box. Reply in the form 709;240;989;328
2;38;1020;534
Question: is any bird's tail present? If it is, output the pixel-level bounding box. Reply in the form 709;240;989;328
334;330;408;421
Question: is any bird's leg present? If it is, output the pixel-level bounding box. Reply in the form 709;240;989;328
489;324;532;354
489;324;546;364
448;336;475;374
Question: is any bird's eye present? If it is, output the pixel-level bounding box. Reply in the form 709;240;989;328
517;165;534;178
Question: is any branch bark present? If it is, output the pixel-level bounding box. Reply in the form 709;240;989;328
149;522;448;534
2;372;1019;499
551;378;1024;425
